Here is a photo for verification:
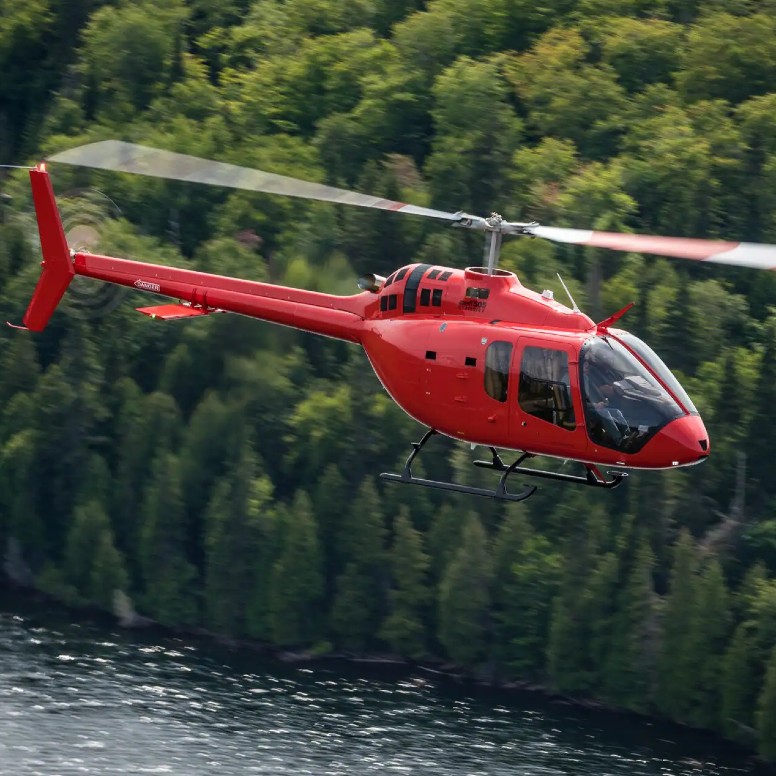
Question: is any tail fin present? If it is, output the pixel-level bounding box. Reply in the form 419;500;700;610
18;165;74;331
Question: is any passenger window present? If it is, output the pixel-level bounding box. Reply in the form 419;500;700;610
465;287;490;299
420;288;431;306
388;294;397;310
519;347;575;430
432;289;443;306
484;341;513;402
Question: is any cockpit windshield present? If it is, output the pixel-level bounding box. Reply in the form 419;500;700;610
608;329;698;414
580;337;684;454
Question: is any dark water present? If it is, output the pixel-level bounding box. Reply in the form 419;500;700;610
0;601;768;776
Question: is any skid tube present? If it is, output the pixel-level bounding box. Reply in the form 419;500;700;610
473;447;627;489
380;429;538;503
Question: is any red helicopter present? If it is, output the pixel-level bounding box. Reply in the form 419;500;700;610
12;141;776;501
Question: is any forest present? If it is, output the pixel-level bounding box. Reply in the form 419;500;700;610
1;0;776;763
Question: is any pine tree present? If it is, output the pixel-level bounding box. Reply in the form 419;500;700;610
330;478;387;650
89;531;130;612
379;510;431;659
64;499;112;601
686;558;732;730
139;452;197;627
492;512;561;679
601;539;655;713
268;492;324;647
437;513;492;666
721;623;760;745
655;530;698;722
203;444;275;638
757;645;776;762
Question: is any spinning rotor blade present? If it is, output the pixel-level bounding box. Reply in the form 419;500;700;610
525;225;776;271
50;141;477;224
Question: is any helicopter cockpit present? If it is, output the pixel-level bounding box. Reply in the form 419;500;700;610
580;333;695;454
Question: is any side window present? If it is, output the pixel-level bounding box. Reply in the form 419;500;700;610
518;347;576;430
484;341;513;402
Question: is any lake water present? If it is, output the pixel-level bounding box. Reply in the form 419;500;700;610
0;598;769;776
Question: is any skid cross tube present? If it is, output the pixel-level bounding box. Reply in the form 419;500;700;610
473;447;627;489
380;430;537;503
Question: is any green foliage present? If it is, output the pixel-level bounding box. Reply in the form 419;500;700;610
438;513;492;665
380;510;431;658
758;645;776;761
2;0;776;757
268;492;324;646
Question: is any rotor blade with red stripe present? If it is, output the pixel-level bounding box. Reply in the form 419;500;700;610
526;225;776;270
50;140;480;225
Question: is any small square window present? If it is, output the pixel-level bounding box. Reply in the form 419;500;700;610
428;269;441;280
420;288;431;306
465;356;477;366
465;287;490;299
388;294;398;310
432;289;443;306
438;271;452;281
426;351;437;360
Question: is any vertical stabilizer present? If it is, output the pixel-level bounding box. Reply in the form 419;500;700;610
19;166;74;331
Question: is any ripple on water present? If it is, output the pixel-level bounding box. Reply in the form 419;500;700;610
0;609;768;776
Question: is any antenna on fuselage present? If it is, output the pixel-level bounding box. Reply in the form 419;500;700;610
557;273;580;312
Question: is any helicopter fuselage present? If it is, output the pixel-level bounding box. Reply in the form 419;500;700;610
19;167;709;476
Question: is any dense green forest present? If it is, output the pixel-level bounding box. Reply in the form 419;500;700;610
2;0;776;762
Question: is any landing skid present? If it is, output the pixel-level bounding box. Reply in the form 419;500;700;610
380;430;627;502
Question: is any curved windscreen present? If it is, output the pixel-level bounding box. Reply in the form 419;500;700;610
609;329;698;414
580;337;684;454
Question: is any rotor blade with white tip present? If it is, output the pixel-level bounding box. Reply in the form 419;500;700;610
525;225;776;270
50;140;478;224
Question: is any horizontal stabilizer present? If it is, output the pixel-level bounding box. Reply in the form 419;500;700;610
136;304;218;320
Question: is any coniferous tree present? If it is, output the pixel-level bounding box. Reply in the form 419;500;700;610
203;444;275;638
268;491;324;647
721;623;760;745
379;509;431;659
757;644;776;762
438;513;492;666
331;479;387;650
601;539;656;712
686;558;732;729
499;530;562;680
139;452;198;627
656;530;698;723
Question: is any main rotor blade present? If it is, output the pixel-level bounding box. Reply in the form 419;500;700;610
50;140;473;224
526;225;776;270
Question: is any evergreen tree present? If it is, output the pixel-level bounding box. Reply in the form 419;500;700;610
203;444;275;638
757;644;776;762
379;509;431;659
686;558;732;729
655;530;698;722
268;492;324;647
601;539;655;713
492;513;561;679
330;479;387;650
139;452;198;627
721;623;760;745
437;514;492;666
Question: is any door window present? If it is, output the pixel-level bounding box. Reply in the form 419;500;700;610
484;341;513;402
519;347;576;431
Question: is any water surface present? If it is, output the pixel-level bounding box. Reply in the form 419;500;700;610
0;601;767;776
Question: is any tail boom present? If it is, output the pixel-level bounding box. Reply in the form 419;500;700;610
74;252;367;342
18;166;369;342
